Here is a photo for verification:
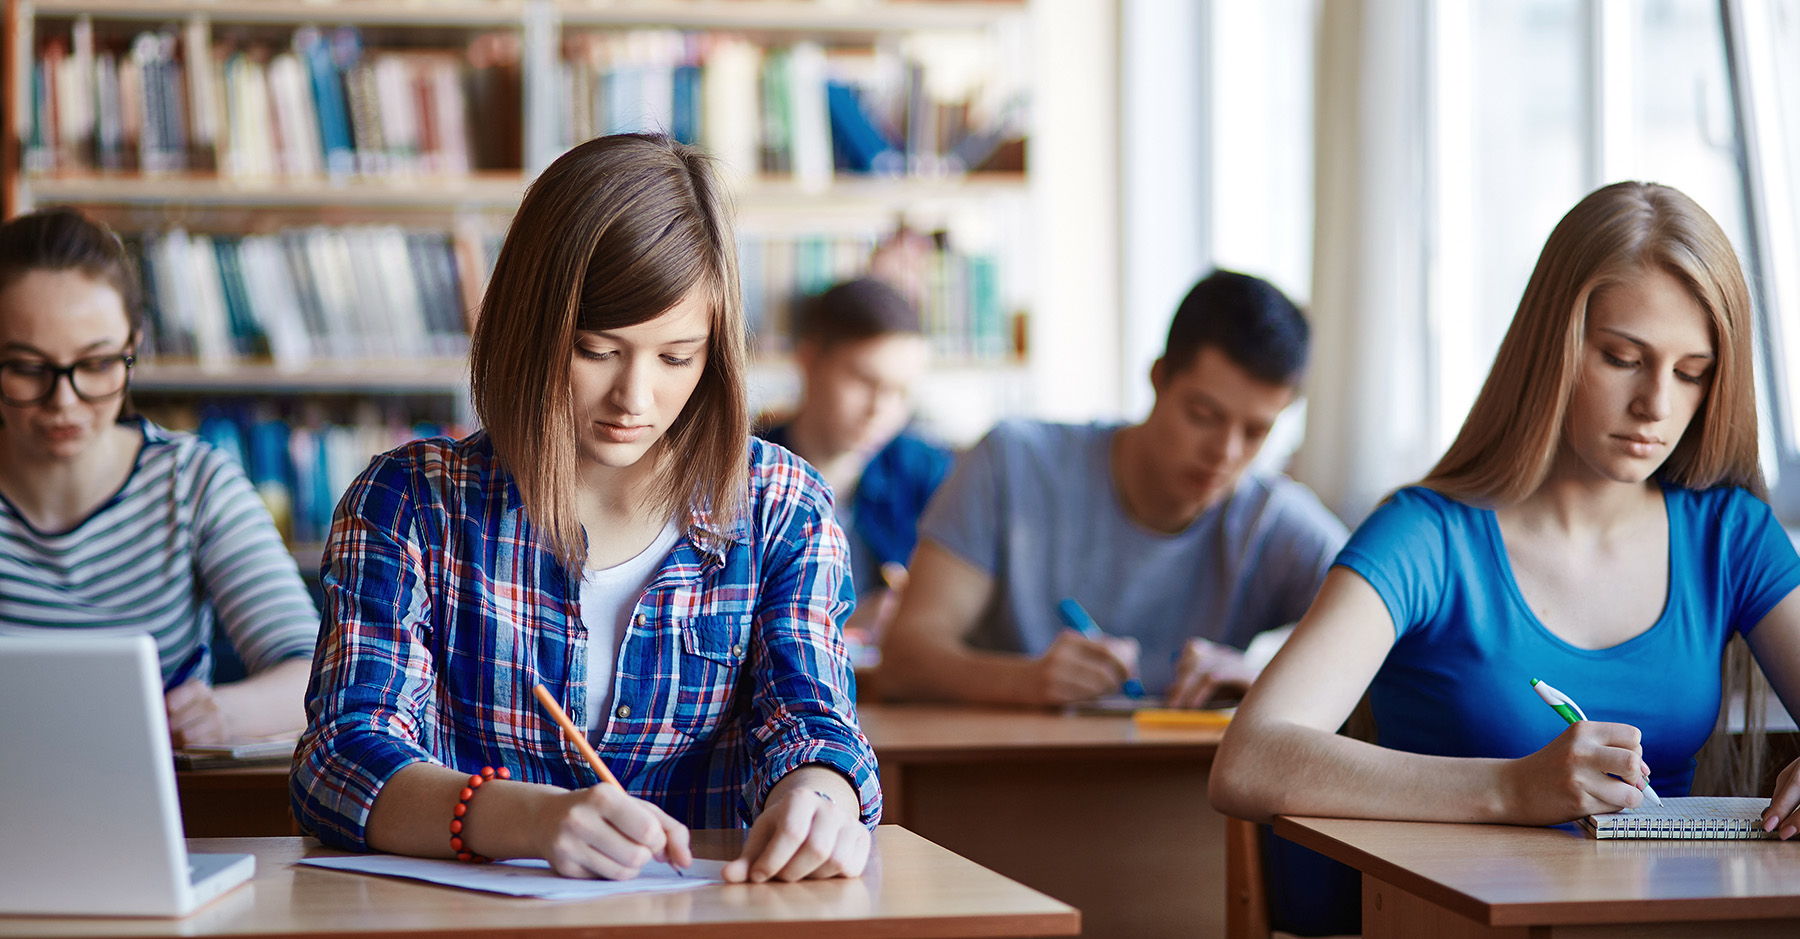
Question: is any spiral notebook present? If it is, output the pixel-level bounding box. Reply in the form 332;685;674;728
1578;796;1776;839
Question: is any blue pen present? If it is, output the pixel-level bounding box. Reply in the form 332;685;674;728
164;644;209;692
1056;598;1147;698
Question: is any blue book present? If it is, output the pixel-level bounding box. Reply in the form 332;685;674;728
605;64;641;134
795;237;833;296
967;254;1003;359
210;238;263;358
295;27;355;177
248;419;295;541
196;409;249;470
825;81;899;174
671;64;702;145
299;429;333;544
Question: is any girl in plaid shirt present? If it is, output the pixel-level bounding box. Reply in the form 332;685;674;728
293;134;880;882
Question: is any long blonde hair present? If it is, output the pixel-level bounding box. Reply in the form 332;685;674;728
1421;181;1763;504
1424;182;1771;794
469;134;748;572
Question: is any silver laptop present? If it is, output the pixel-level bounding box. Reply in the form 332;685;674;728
0;634;255;916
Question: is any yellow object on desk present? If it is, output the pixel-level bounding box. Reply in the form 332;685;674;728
1132;708;1234;729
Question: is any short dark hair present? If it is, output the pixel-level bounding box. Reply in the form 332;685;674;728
792;277;920;349
0;207;142;333
1162;269;1308;385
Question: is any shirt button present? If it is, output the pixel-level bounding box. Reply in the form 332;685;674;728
615;705;631;719
633;614;646;627
730;643;744;657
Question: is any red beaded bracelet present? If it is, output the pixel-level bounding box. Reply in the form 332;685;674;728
449;766;510;862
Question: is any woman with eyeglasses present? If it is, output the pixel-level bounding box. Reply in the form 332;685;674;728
0;208;319;747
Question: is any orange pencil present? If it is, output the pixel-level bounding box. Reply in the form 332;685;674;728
531;683;684;875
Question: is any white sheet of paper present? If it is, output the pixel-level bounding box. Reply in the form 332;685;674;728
298;854;727;899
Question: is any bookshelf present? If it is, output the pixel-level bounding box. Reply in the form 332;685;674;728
3;0;1107;568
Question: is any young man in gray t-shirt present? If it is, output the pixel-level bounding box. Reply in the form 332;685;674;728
880;270;1348;707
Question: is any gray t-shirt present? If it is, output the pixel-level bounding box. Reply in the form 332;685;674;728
918;419;1348;692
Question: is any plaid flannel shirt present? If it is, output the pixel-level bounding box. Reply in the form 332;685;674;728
290;433;881;850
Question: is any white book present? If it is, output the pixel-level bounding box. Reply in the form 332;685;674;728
183;16;218;151
635;30;677;136
238;236;312;370
1580;797;1777;840
323;424;364;502
267;53;323;177
182;233;234;371
223;54;275;179
701;37;761;188
372;55;419;173
369;226;430;358
303;228;360;361
146;233;198;358
64;16;95;163
340;228;396;359
786;41;833;192
427;58;469;176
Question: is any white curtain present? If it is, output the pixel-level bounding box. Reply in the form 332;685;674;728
1292;0;1441;525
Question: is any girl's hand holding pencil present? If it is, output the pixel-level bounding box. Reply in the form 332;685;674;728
532;684;693;880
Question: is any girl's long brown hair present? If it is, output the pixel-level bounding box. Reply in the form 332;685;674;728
469;134;748;571
1421;181;1763;504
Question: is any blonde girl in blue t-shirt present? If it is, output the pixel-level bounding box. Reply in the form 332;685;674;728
1212;182;1800;839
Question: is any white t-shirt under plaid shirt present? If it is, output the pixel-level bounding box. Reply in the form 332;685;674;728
0;419;320;683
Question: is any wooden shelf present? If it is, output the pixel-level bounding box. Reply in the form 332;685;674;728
134;360;469;394
29;0;1022;31
29;0;529;27
555;0;1024;33
25;171;1024;212
24;173;531;209
736;172;1027;210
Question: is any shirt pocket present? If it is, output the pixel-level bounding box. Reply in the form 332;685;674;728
673;614;751;741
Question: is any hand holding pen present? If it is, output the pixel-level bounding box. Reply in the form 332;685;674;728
163;645;227;748
1526;678;1662;813
1050;598;1146;701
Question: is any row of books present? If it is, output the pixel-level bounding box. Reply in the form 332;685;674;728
124;225;496;368
26;18;1025;183
27;19;520;177
119;223;1010;367
740;231;1010;361
186;404;460;547
556;30;1027;185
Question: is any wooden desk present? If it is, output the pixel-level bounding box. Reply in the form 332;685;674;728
0;827;1077;939
1276;814;1800;938
178;705;1228;937
177;765;294;838
862;703;1228;939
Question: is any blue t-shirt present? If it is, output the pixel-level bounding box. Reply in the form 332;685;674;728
1337;484;1800;796
757;424;952;596
920;419;1348;692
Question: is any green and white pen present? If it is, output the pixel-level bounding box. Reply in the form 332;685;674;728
1530;678;1662;807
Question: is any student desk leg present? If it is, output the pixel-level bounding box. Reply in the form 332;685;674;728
883;754;1226;939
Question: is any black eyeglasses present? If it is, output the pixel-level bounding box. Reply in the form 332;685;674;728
0;352;136;406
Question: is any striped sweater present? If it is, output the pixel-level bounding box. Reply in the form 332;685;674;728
0;420;319;683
